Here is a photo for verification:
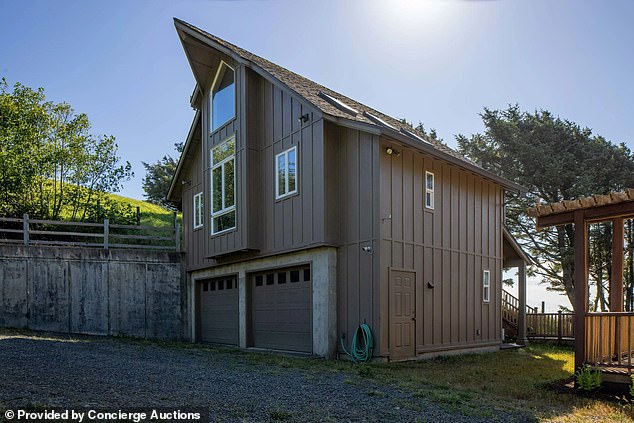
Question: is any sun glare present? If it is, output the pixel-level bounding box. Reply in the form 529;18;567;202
374;0;455;36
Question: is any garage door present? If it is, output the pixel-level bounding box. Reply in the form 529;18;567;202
198;276;238;345
251;266;312;353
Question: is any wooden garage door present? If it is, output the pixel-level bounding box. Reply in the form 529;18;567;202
251;266;312;353
198;277;238;345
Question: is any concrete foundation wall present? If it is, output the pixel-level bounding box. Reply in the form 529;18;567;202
0;245;185;339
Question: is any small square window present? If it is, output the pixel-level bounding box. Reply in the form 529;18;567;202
303;268;311;282
278;272;287;284
218;280;224;290
226;279;232;290
255;275;263;287
203;282;208;292
210;281;216;291
290;270;300;283
266;274;274;285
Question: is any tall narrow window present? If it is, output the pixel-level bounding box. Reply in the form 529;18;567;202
482;270;491;303
211;137;236;234
275;146;298;199
211;62;235;132
425;171;435;209
193;192;203;229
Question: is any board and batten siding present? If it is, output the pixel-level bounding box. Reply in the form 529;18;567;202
322;123;382;356
184;66;329;271
252;70;327;255
379;139;503;357
180;122;213;271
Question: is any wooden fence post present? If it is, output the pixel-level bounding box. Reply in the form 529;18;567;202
557;310;563;342
104;218;109;249
136;206;141;226
23;213;29;246
541;301;546;314
175;224;181;253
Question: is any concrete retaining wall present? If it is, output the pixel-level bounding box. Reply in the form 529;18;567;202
0;245;185;339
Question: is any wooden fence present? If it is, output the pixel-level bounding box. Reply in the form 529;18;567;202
527;311;574;341
585;312;634;373
0;214;180;251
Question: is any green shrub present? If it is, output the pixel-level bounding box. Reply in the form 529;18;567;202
575;365;602;392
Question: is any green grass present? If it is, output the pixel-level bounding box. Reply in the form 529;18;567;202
230;343;634;422
104;192;179;228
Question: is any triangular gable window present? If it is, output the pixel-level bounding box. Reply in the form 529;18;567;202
211;61;235;132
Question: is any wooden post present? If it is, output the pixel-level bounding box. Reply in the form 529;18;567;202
541;301;545;314
517;262;528;345
103;218;109;250
22;213;29;246
175;224;181;253
136;206;141;226
610;217;624;312
574;211;588;371
557;310;563;343
611;217;624;357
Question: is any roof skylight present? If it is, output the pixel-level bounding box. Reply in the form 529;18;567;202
363;111;396;130
401;128;431;144
318;92;358;116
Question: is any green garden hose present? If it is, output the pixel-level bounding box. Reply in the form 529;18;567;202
341;323;374;363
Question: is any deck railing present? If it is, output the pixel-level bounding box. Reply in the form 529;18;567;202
0;214;180;252
585;312;634;373
527;311;574;340
502;289;538;325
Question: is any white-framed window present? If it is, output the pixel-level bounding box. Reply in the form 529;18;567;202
425;171;434;209
482;270;491;303
210;61;235;132
275;146;298;199
211;136;236;235
193;192;203;229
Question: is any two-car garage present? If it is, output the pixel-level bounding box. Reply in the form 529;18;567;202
196;265;312;353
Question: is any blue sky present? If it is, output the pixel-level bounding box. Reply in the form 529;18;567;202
2;0;634;310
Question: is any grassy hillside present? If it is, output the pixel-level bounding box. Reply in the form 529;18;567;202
105;192;180;228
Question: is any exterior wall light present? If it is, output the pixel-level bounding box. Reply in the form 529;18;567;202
386;147;400;156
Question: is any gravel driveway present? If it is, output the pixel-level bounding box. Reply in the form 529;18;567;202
0;332;527;422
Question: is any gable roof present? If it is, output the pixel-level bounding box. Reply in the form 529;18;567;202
170;18;524;198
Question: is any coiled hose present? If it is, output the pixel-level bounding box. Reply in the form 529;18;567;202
340;323;373;363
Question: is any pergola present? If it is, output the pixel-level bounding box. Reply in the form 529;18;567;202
528;190;634;376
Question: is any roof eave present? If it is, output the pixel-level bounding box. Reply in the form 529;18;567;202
175;18;247;67
190;84;201;109
380;124;524;193
174;18;325;123
167;110;201;202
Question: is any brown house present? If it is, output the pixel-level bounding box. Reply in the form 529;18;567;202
168;19;524;359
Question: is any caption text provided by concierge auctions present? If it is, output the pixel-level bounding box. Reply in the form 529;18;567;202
2;408;207;422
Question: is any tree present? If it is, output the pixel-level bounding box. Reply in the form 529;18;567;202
456;105;634;309
141;143;183;211
0;78;133;222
